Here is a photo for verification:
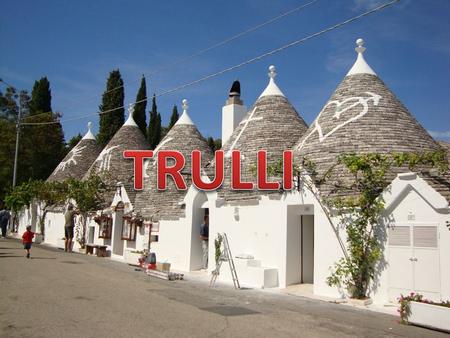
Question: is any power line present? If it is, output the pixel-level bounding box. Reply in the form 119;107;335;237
20;0;319;120
146;0;319;77
20;0;400;126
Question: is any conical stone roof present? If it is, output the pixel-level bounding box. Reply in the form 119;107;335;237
216;66;308;202
47;122;102;182
294;39;443;198
84;108;150;206
134;100;213;220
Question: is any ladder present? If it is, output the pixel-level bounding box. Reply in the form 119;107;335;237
210;233;240;289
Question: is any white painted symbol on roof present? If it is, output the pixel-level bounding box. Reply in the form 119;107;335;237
297;92;381;150
97;145;119;171
226;107;262;157
54;146;86;173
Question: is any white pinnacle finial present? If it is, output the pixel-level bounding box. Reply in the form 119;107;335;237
124;103;137;126
355;38;366;54
259;65;285;98
175;98;194;125
182;99;188;113
128;103;135;116
268;65;277;79
346;37;376;76
82;121;96;140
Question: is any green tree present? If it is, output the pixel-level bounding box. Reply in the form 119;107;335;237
147;95;162;149
24;78;65;181
168;104;179;130
0;88;31;200
29;77;51;116
67;175;106;247
133;75;147;137
97;70;124;146
0;119;16;200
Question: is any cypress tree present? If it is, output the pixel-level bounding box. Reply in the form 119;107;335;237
147;95;162;149
133;75;147;137
29;77;51;115
168;104;179;130
25;78;65;180
97;70;125;146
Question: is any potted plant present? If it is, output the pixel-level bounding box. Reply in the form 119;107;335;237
399;293;450;332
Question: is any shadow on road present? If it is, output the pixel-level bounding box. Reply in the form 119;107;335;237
0;255;23;258
30;257;57;260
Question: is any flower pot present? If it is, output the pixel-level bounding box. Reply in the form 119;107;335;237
408;301;450;333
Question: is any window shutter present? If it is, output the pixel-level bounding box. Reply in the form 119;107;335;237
413;226;438;248
388;226;410;246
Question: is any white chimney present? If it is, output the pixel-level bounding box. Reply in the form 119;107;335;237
222;80;247;144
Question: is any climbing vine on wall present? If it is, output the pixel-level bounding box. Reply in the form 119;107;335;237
267;150;448;300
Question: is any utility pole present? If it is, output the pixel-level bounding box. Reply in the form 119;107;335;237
12;98;21;187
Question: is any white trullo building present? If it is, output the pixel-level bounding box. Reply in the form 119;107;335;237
83;109;150;257
16;122;102;247
207;65;309;288
131;99;213;270
288;39;450;303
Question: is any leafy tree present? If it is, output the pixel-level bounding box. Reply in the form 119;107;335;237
133;75;147;137
97;70;124;146
168;104;179;130
67;175;106;248
4;175;106;244
4;179;67;236
0;88;31;200
0;86;19;120
29;77;51;116
147;95;162;149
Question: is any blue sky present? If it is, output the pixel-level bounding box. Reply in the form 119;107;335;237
1;0;449;141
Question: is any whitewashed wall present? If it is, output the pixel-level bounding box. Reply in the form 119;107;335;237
209;195;290;287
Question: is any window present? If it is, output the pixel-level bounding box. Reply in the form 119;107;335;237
96;216;112;239
121;216;141;241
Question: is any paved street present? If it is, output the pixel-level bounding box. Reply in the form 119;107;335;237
0;238;446;338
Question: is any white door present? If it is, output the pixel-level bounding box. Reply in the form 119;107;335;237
388;223;440;302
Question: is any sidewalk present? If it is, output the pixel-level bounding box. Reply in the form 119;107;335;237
174;266;400;317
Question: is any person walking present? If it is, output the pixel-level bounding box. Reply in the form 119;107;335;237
0;203;11;238
64;204;77;252
199;215;209;270
22;225;35;258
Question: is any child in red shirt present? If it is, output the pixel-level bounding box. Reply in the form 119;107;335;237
22;225;35;259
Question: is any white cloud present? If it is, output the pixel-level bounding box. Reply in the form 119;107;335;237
427;130;450;139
